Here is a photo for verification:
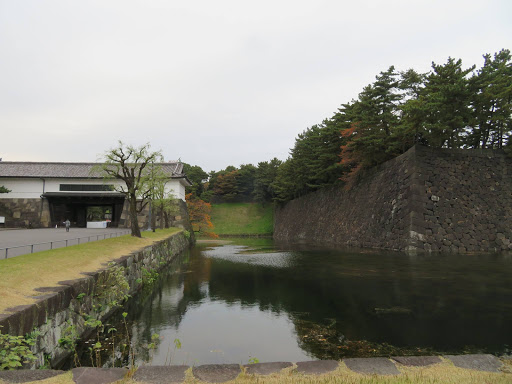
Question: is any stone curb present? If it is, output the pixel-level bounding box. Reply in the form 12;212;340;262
0;370;65;383
444;354;504;373
0;355;509;384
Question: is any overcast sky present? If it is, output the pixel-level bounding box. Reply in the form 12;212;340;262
1;1;511;172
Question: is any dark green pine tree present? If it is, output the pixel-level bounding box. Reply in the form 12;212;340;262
273;158;300;203
273;122;343;203
236;164;257;198
468;49;512;149
421;57;475;148
253;158;282;203
286;127;316;196
392;69;428;152
182;163;209;197
306;119;344;188
341;66;403;167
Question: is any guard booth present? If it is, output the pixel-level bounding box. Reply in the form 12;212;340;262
43;192;125;228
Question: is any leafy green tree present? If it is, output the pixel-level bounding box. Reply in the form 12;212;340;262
213;170;239;200
99;141;163;237
182;163;208;197
0;186;10;194
208;165;255;201
237;164;257;198
151;176;179;229
207;167;236;195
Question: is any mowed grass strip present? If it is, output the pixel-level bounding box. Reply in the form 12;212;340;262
0;228;181;314
210;203;273;235
1;359;511;384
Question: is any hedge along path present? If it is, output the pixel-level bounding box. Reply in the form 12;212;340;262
0;228;181;314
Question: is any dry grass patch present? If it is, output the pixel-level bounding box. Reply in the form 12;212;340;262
0;228;181;314
2;371;74;384
223;361;512;384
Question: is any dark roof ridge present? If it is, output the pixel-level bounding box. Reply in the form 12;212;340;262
0;161;187;180
0;161;179;165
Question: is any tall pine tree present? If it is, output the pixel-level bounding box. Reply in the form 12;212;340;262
421;57;475;148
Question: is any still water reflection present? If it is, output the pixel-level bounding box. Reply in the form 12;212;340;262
86;238;512;366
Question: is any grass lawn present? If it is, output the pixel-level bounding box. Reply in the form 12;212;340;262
210;203;273;235
0;228;181;314
0;358;511;383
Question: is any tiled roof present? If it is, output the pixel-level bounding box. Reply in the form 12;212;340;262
0;162;185;179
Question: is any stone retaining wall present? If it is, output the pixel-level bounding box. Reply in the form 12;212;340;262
0;198;50;228
274;145;512;253
0;231;191;368
413;146;512;253
0;197;192;233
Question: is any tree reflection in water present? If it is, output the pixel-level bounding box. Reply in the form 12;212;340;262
73;239;512;367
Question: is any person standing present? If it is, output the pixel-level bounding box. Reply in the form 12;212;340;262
65;219;70;232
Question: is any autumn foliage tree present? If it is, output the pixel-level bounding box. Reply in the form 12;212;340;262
339;124;363;189
185;193;218;238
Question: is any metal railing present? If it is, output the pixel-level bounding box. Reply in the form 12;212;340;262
1;229;131;259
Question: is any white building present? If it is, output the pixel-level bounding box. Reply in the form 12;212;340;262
0;162;191;228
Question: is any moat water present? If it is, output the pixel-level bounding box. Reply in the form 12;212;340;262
77;238;512;366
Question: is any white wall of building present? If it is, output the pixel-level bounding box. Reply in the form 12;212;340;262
0;178;187;201
0;178;45;198
165;179;187;201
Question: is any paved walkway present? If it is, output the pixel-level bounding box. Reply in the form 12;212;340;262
0;228;131;259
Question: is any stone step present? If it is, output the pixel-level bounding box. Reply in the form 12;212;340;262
0;355;508;384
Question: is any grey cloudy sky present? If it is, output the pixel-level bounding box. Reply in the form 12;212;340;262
1;1;511;172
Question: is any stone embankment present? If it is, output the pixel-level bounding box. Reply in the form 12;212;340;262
274;145;512;254
0;231;191;369
0;354;509;383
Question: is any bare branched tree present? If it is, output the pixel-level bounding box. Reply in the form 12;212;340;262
98;141;163;237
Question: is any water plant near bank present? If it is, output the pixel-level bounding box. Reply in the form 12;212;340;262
0;329;36;370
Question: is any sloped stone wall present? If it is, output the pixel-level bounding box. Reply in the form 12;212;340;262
274;145;512;254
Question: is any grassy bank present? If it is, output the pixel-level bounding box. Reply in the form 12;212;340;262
210;203;273;236
0;228;181;314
